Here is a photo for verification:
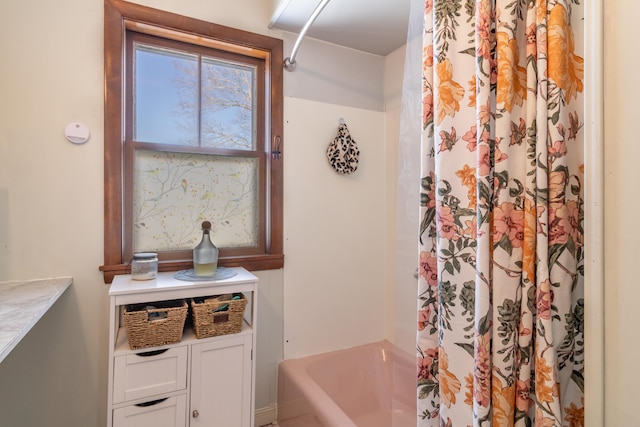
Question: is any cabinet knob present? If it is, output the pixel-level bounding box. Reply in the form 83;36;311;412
192;409;199;418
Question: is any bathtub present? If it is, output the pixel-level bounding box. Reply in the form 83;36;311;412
277;340;416;427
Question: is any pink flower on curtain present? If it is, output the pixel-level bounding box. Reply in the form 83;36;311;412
462;125;477;151
439;127;459;152
478;144;492;176
510;118;527;146
437;205;458;240
549;208;568;245
494;202;525;248
536;279;554;321
424;44;434;68
568;111;582;140
419;251;438;287
478;99;493;128
418;306;431;331
477;143;507;177
516;379;531;412
476;13;493;62
424;94;434;128
418;348;438;381
526;23;537;60
425;0;432;15
549;200;580;246
549;132;568;157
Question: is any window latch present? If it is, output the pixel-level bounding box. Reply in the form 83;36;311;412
272;135;282;160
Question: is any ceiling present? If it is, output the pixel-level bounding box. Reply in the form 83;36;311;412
269;0;412;57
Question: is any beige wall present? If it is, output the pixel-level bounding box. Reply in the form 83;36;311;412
0;0;108;425
604;0;640;425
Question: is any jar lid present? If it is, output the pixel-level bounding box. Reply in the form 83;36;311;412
133;252;158;260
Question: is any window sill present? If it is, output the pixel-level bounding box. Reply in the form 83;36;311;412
99;254;284;284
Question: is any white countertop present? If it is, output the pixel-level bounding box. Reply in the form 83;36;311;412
0;277;72;364
110;267;257;296
109;267;258;306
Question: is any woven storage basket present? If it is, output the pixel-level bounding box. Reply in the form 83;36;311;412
190;293;248;339
123;299;188;350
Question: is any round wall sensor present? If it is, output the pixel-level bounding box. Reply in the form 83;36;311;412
65;122;90;144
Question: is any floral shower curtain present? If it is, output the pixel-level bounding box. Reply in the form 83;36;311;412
416;0;584;425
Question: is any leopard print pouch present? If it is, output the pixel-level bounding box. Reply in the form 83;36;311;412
327;121;359;174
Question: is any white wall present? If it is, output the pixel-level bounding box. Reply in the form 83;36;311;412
604;0;640;425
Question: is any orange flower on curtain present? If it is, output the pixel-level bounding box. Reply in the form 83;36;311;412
496;30;527;113
417;0;585;426
547;3;584;102
436;59;465;125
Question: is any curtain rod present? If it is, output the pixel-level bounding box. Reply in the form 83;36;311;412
283;0;331;72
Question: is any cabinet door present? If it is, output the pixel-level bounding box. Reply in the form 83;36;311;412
113;394;187;427
190;335;253;427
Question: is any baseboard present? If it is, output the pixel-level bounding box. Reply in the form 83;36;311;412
255;404;277;426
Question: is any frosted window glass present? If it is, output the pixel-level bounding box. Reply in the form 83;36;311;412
133;150;259;252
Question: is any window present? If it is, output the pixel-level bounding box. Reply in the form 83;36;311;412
101;0;284;283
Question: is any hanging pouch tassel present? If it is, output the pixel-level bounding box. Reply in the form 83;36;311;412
327;119;359;174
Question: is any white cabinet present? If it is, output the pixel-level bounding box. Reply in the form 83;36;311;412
106;268;258;427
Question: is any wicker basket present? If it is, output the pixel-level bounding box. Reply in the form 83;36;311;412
190;293;248;339
123;299;188;350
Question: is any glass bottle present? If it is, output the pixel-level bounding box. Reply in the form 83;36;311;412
193;221;218;276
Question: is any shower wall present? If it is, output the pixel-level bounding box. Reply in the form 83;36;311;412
281;34;410;360
283;96;388;359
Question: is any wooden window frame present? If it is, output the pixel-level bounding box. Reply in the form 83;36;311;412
101;0;284;283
